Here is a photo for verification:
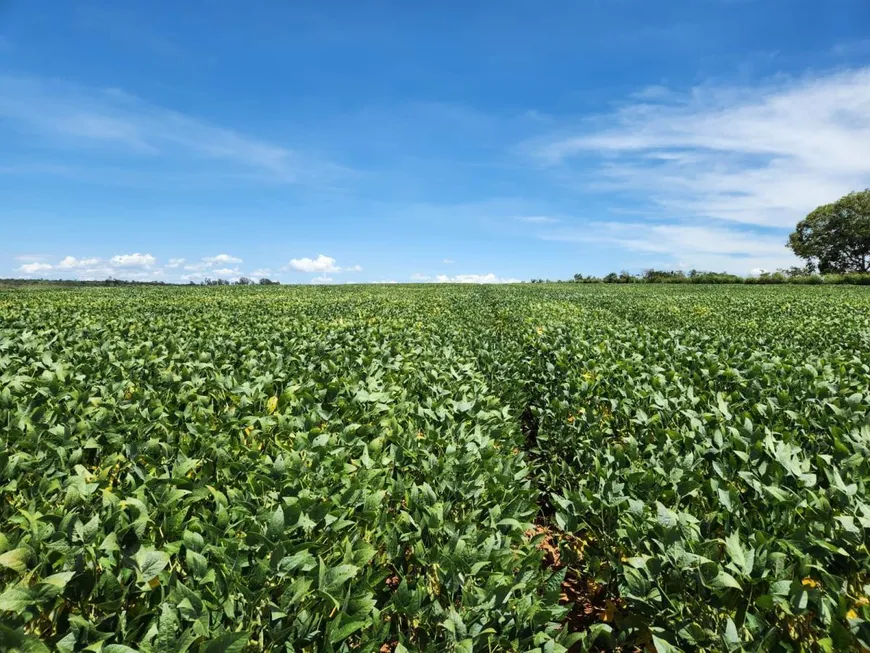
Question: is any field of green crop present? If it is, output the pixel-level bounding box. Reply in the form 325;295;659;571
2;284;870;652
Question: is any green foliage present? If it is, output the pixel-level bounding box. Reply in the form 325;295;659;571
788;189;870;273
1;284;869;651
0;286;567;651
575;269;870;285
519;283;870;650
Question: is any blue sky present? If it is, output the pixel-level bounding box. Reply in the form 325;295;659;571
3;1;870;283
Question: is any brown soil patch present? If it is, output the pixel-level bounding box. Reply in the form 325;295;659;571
528;522;630;650
385;575;400;591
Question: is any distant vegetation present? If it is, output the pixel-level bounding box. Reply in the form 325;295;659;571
540;268;870;285
540;189;870;285
8;270;870;288
0;277;281;288
7;190;869;289
197;277;280;286
788;189;870;273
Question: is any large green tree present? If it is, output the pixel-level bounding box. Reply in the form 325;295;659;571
788;190;870;273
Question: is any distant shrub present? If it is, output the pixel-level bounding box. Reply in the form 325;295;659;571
791;274;825;285
570;270;870;285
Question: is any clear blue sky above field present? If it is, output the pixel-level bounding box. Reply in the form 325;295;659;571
2;1;870;283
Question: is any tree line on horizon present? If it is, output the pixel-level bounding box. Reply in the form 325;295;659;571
535;188;870;285
0;276;282;288
5;190;868;288
529;266;870;285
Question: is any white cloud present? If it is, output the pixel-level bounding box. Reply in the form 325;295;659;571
110;252;156;268
9;252;277;282
75;268;117;279
434;273;521;284
18;262;53;274
57;255;101;269
517;216;560;224
442;258;455;264
345;264;363;273
534;67;870;228
14;254;49;261
310;274;334;284
410;273;431;281
288;254;340;273
184;253;243;271
10;253;166;280
540;222;801;274
211;267;240;276
0;75;302;182
203;253;242;265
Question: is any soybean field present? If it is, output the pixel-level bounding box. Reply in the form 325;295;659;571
2;284;870;652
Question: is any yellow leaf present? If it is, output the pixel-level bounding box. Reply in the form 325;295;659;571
266;396;278;414
802;578;819;589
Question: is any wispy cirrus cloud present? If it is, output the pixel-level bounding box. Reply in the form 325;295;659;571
110;252;156;268
516;215;560;224
203;253;242;266
540;222;801;273
184;254;244;272
211;267;241;277
14;254;50;261
531;67;870;229
0;75;342;184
